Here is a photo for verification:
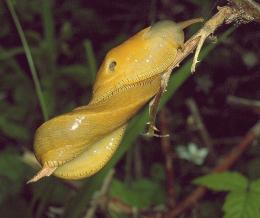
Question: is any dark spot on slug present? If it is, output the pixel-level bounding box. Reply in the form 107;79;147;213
109;61;117;71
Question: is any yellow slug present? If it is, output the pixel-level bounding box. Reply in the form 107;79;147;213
28;18;203;183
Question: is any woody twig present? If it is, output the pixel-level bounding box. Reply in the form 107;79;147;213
159;109;176;208
161;1;260;217
164;121;260;218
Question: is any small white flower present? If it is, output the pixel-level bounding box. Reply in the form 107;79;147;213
176;143;208;165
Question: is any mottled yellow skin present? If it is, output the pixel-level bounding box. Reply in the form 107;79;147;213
32;19;202;181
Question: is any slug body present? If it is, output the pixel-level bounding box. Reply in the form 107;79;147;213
30;18;202;182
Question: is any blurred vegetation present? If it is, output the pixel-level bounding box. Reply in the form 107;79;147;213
0;0;259;217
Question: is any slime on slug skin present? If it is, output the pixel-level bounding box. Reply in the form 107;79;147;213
28;18;203;183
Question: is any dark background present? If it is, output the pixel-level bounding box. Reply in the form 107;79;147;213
0;0;259;217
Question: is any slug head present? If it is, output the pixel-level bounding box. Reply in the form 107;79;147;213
92;20;187;102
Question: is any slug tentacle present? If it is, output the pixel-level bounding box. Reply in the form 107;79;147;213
178;17;204;29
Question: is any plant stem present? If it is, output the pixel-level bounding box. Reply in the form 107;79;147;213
6;0;48;121
84;39;97;83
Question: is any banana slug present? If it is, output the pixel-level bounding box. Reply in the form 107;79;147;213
28;18;203;183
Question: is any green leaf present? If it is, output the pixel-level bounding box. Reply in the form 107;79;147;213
247;158;260;179
150;163;165;182
108;211;128;218
6;0;49;121
242;51;257;67
250;179;260;193
0;47;24;60
110;178;165;208
0;117;30;141
249;179;260;205
58;65;92;86
0;150;27;203
132;179;166;205
223;191;260;218
84;39;97;83
193;172;248;191
0;150;27;182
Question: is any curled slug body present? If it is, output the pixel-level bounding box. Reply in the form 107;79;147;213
29;18;202;182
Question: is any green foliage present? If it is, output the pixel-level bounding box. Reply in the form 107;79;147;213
58;65;93;86
247;158;260;179
110;178;165;208
194;172;260;218
242;51;258;68
223;191;260;218
84;39;97;83
150;162;166;182
0;150;28;204
193;172;248;191
6;0;49;120
0;116;30;141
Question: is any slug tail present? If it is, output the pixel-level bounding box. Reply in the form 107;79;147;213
178;17;204;29
27;165;57;183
